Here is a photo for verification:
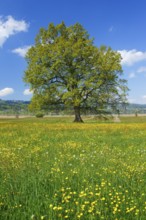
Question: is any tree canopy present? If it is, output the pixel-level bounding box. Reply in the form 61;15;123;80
24;22;128;122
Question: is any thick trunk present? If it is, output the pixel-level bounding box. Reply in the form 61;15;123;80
74;106;84;122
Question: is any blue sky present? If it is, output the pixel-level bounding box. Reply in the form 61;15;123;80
0;0;146;103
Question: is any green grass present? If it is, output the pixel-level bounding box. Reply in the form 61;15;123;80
0;117;146;219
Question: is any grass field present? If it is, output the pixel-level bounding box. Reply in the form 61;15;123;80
0;116;146;219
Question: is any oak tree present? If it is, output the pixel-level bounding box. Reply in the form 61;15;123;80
24;22;127;122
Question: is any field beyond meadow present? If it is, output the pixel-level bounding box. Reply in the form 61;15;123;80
0;116;146;220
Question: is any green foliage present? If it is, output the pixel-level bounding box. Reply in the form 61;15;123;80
0;99;29;115
24;22;128;121
35;112;44;118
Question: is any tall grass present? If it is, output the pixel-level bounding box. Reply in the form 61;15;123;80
0;117;146;219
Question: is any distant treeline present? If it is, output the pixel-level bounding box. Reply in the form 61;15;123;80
0;99;30;115
0;99;146;115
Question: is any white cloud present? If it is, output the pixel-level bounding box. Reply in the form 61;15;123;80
129;72;136;78
137;66;146;73
0;87;14;97
23;89;33;95
118;49;146;66
0;15;29;47
142;95;146;99
128;66;146;79
12;45;31;57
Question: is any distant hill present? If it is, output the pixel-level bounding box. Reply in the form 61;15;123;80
0;99;146;115
123;103;146;114
0;99;30;114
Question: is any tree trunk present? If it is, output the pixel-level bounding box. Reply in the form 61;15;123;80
73;106;84;122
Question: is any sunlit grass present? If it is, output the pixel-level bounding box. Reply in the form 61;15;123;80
0;117;146;219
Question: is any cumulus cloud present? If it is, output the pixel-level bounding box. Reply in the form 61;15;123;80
137;66;146;73
129;72;136;78
128;66;146;79
12;45;31;57
23;89;33;95
0;87;14;97
118;49;146;66
0;15;29;47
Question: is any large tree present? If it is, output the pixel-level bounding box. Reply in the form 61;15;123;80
24;22;128;122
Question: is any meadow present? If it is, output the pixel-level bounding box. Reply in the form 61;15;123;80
0;116;146;219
